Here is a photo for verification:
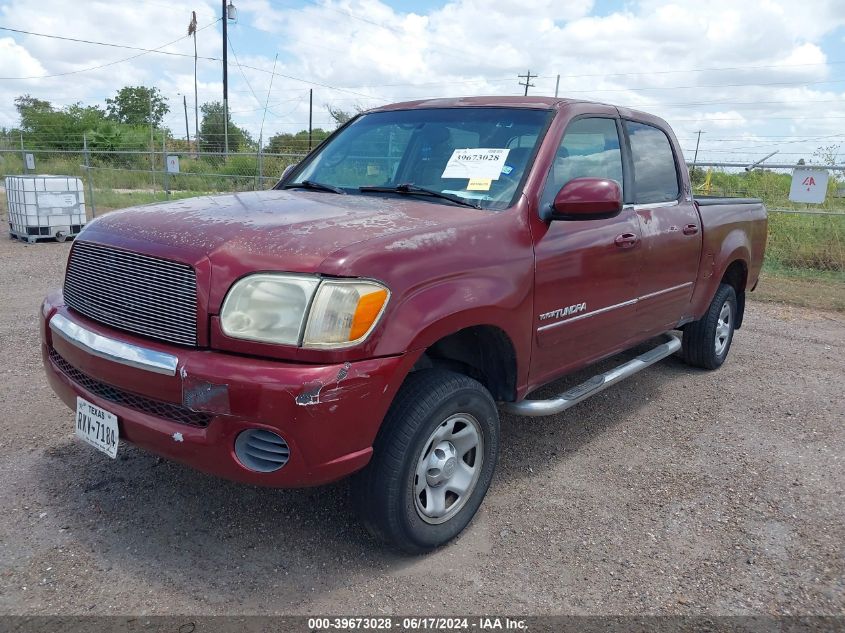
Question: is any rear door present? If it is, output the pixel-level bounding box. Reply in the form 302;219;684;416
624;120;702;334
530;115;642;384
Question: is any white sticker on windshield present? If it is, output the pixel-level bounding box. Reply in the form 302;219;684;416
441;148;511;180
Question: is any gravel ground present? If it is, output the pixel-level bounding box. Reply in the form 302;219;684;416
0;234;843;617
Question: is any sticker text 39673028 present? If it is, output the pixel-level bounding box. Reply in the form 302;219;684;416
441;148;511;180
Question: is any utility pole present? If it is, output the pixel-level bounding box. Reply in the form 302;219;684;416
149;94;156;187
188;11;199;155
183;95;191;145
554;74;560;98
83;134;96;217
19;132;26;173
308;88;313;150
518;70;536;96
692;130;704;171
222;0;229;157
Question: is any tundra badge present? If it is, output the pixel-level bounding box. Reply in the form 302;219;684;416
539;302;587;321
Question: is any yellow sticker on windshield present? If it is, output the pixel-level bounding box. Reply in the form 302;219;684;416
467;178;492;191
367;164;380;176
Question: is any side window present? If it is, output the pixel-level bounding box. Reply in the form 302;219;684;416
539;117;623;210
626;121;679;204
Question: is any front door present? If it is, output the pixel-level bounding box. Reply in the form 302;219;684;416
624;120;702;334
530;116;641;385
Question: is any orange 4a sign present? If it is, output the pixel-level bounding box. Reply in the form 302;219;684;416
789;168;829;204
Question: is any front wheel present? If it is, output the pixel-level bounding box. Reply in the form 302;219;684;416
351;369;500;554
682;283;738;370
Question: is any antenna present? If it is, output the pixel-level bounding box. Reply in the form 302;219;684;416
745;151;779;172
258;53;278;149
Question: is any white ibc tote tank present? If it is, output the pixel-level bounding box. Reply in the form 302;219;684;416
5;174;87;243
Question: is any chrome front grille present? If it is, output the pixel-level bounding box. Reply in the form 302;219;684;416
63;241;198;346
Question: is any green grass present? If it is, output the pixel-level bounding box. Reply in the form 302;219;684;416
1;151;296;193
695;168;845;212
765;210;845;273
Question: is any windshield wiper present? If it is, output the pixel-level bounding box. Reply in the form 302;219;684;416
359;183;481;209
282;180;346;194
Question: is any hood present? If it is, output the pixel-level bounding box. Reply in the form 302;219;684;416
81;189;459;272
79;190;497;312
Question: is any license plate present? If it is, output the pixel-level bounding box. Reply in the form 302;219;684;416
75;397;119;459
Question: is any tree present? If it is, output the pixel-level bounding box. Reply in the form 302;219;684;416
266;128;330;153
85;121;148;153
813;143;843;182
325;104;365;128
106;86;169;127
198;101;254;153
15;95;54;132
14;94;106;150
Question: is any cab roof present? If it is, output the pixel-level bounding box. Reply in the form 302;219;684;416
366;95;670;131
369;95;583;111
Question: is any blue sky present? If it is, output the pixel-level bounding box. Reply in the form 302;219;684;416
1;0;844;164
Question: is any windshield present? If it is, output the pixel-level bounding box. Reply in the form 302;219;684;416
284;107;552;210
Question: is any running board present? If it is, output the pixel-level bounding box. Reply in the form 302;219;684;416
502;335;682;417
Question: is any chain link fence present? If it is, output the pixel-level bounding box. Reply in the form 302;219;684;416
1;138;842;278
0;142;306;216
691;163;844;276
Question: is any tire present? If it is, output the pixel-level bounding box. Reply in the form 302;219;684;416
682;283;738;370
351;368;500;554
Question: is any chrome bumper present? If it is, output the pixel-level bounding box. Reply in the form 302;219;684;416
49;313;179;376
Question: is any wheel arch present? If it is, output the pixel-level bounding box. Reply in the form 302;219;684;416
719;258;749;329
410;324;519;403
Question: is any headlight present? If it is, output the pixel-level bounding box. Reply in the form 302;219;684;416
303;280;389;348
220;274;320;345
220;274;389;348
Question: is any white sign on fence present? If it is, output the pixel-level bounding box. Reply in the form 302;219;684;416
789;168;829;204
24;153;35;170
166;155;180;174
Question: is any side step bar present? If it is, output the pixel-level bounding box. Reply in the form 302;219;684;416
502;335;682;417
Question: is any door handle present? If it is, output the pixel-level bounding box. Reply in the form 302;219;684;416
683;224;699;235
614;233;639;248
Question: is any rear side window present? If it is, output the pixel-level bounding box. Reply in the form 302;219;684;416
626;121;679;204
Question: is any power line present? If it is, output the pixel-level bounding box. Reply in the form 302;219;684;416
0;20;221;80
0;23;381;100
0;25;220;60
227;35;263;107
540;77;845;95
232;62;379;99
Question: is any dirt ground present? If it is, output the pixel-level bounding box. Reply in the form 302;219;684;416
0;234;843;617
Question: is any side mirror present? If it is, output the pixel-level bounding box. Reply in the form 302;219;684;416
545;177;623;221
280;163;298;180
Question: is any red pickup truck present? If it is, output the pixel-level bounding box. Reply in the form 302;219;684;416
41;96;767;552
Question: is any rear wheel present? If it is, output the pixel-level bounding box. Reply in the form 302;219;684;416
682;283;737;369
352;368;499;554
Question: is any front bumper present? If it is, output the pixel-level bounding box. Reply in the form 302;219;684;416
41;291;410;487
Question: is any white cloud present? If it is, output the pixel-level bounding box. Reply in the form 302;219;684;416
0;0;843;163
0;37;45;79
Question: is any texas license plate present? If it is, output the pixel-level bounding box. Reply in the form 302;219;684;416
75;397;119;459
